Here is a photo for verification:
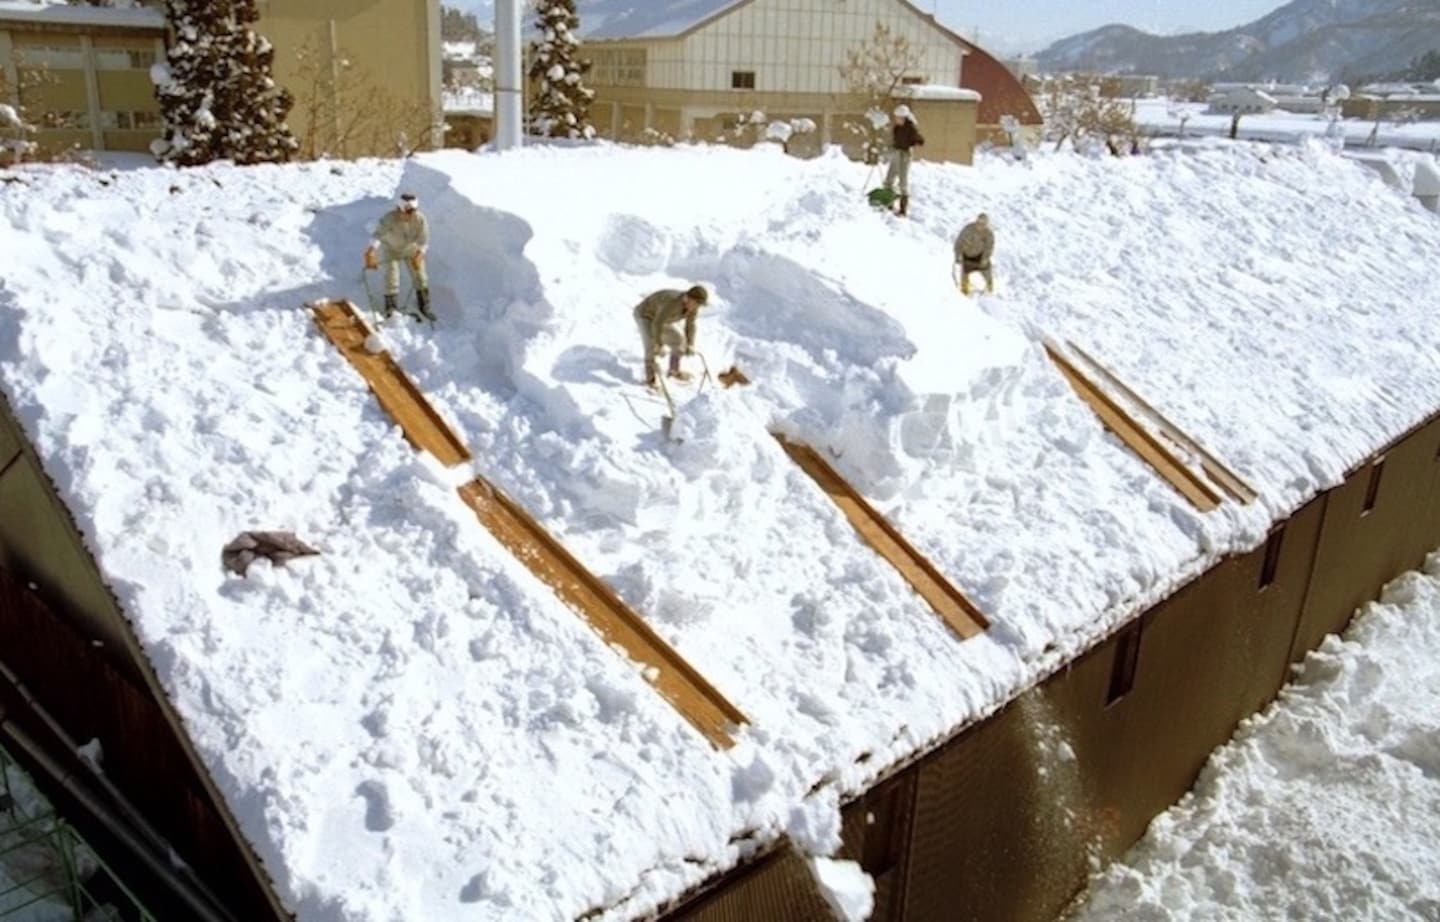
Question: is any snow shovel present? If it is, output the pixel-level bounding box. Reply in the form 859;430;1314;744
655;366;681;441
361;255;429;328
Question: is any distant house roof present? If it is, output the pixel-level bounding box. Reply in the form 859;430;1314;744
1211;87;1277;105
573;0;1041;126
896;84;981;102
579;0;976;45
580;0;746;41
443;89;493;116
0;0;164;30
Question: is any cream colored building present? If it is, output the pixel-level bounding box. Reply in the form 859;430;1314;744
257;0;443;159
0;0;441;159
0;4;166;155
577;0;981;164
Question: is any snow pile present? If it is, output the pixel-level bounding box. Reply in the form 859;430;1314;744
1072;553;1440;921
1;140;1438;921
808;857;875;922
1;753;84;920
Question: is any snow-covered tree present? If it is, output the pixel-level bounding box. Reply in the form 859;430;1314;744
151;0;297;165
0;102;37;165
526;0;595;140
1041;75;1137;154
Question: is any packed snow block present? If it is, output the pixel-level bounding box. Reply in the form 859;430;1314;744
1413;158;1440;212
597;213;673;274
394;156;547;368
1347;153;1405;191
716;250;912;370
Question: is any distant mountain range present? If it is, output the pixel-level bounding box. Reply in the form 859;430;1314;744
1034;0;1440;83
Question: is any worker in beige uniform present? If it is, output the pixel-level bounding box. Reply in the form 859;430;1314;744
633;285;708;387
954;213;995;295
365;192;433;320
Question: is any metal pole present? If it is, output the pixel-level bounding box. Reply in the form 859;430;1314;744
494;0;524;150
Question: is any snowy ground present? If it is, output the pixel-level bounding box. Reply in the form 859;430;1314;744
1134;98;1440;152
1;753;81;921
1070;551;1440;922
2;140;1439;921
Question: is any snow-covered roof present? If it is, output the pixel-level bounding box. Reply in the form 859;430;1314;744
896;84;982;102
443;40;478;60
579;0;746;40
443;88;493;115
576;0;974;44
2;143;1439;922
1211;87;1278;104
0;0;163;30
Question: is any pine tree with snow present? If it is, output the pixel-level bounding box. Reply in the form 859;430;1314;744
151;0;297;166
526;0;596;140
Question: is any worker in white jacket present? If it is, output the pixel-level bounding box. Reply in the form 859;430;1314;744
365;192;432;319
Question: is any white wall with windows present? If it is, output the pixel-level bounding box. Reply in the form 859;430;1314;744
661;0;964;94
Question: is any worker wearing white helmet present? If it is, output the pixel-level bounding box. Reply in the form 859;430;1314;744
883;104;925;216
365;192;433;320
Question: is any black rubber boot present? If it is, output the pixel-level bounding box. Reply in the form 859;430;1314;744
382;293;398;318
416;288;435;321
898;194;910;217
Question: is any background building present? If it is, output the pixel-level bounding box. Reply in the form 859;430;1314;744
0;0;442;160
573;0;1039;164
0;3;166;155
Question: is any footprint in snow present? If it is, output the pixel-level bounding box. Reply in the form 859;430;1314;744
355;779;396;832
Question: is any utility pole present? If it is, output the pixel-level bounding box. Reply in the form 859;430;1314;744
495;0;523;150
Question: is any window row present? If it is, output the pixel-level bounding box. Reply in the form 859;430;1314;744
36;110;162;130
13;46;156;71
726;69;927;90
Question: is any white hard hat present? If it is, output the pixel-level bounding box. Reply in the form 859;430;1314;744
893;104;912;119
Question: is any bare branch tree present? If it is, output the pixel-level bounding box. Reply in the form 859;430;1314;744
1042;75;1137;153
291;36;440;160
1;59;63;164
839;21;922;164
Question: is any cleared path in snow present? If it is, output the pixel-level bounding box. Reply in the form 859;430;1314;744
311;299;747;748
773;434;989;641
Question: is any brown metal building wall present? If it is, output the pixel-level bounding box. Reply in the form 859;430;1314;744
666;845;837;922
1291;417;1440;663
0;397;290;921
0;407;140;676
662;413;1440;922
0;571;287;921
0;412;18;469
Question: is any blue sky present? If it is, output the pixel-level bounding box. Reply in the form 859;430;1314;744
448;1;1288;54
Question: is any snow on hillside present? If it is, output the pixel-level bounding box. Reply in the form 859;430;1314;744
1072;551;1440;921
1;141;1439;921
1135;98;1440;152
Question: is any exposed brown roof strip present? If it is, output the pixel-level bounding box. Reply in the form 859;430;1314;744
1066;341;1258;506
773;434;989;640
457;481;747;747
310;300;746;749
1044;342;1224;512
312;302;470;465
